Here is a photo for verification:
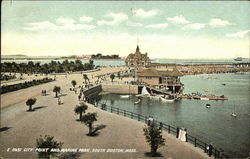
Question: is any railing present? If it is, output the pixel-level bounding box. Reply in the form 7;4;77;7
89;101;227;159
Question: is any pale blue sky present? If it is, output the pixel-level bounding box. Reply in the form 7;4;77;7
2;1;250;58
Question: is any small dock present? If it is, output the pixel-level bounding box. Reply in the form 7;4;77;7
179;95;228;101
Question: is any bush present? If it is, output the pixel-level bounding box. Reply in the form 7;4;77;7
36;135;63;159
0;78;54;94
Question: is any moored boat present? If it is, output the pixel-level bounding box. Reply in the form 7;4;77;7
200;97;209;100
160;97;175;103
234;57;243;61
134;99;141;104
120;95;130;99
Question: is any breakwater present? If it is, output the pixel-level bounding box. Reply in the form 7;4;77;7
148;63;250;75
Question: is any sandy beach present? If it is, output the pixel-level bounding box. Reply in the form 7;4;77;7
0;67;213;159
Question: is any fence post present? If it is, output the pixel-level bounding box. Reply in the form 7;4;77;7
185;129;188;142
215;149;217;159
160;122;163;129
168;125;170;133
208;144;213;157
194;138;197;147
217;148;223;159
204;143;207;153
176;127;179;138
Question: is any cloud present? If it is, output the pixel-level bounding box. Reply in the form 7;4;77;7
167;15;189;24
127;21;143;27
23;17;96;31
79;16;93;23
145;23;168;29
56;17;75;25
3;32;249;59
97;12;128;26
209;18;232;28
182;23;205;30
226;30;250;38
132;8;158;18
23;21;56;31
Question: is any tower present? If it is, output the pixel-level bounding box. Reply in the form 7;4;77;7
136;45;140;52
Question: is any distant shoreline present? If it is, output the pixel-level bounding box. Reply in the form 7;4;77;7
1;58;125;61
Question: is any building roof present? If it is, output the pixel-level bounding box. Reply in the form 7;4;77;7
138;68;182;77
160;68;183;76
138;68;160;77
125;45;150;62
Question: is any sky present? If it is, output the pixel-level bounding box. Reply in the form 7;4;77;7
1;1;250;59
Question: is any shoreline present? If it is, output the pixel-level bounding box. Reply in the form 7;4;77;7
1;70;248;109
1;67;249;158
0;78;213;159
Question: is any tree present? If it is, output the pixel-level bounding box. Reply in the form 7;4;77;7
83;74;89;84
110;74;115;83
53;86;61;97
74;102;88;120
143;124;165;157
71;80;77;88
117;72;121;79
26;98;37;111
81;112;97;136
36;135;63;159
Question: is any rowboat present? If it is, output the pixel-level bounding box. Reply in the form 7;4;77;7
134;99;141;104
160;97;175;103
120;95;130;99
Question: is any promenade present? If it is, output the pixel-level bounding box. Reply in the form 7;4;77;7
1;67;212;159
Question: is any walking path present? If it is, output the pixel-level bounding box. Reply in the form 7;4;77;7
1;68;212;159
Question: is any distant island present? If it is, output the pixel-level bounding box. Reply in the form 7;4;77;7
3;54;28;57
91;53;120;60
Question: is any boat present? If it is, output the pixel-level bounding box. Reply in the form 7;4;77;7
149;94;164;100
160;97;175;103
222;83;226;86
231;113;237;117
134;99;141;104
120;95;130;99
140;86;150;97
234;57;243;61
206;104;211;108
231;105;237;117
149;95;160;100
200;97;209;101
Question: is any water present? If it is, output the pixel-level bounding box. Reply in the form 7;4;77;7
1;59;125;67
153;58;250;64
98;73;250;158
1;58;249;66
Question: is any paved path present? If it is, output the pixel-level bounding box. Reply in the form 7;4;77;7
0;68;213;159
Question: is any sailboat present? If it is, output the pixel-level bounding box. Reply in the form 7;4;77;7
231;105;237;117
136;86;150;97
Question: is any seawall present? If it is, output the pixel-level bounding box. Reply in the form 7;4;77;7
102;84;138;95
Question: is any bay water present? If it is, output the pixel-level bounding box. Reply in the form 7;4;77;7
98;73;250;157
